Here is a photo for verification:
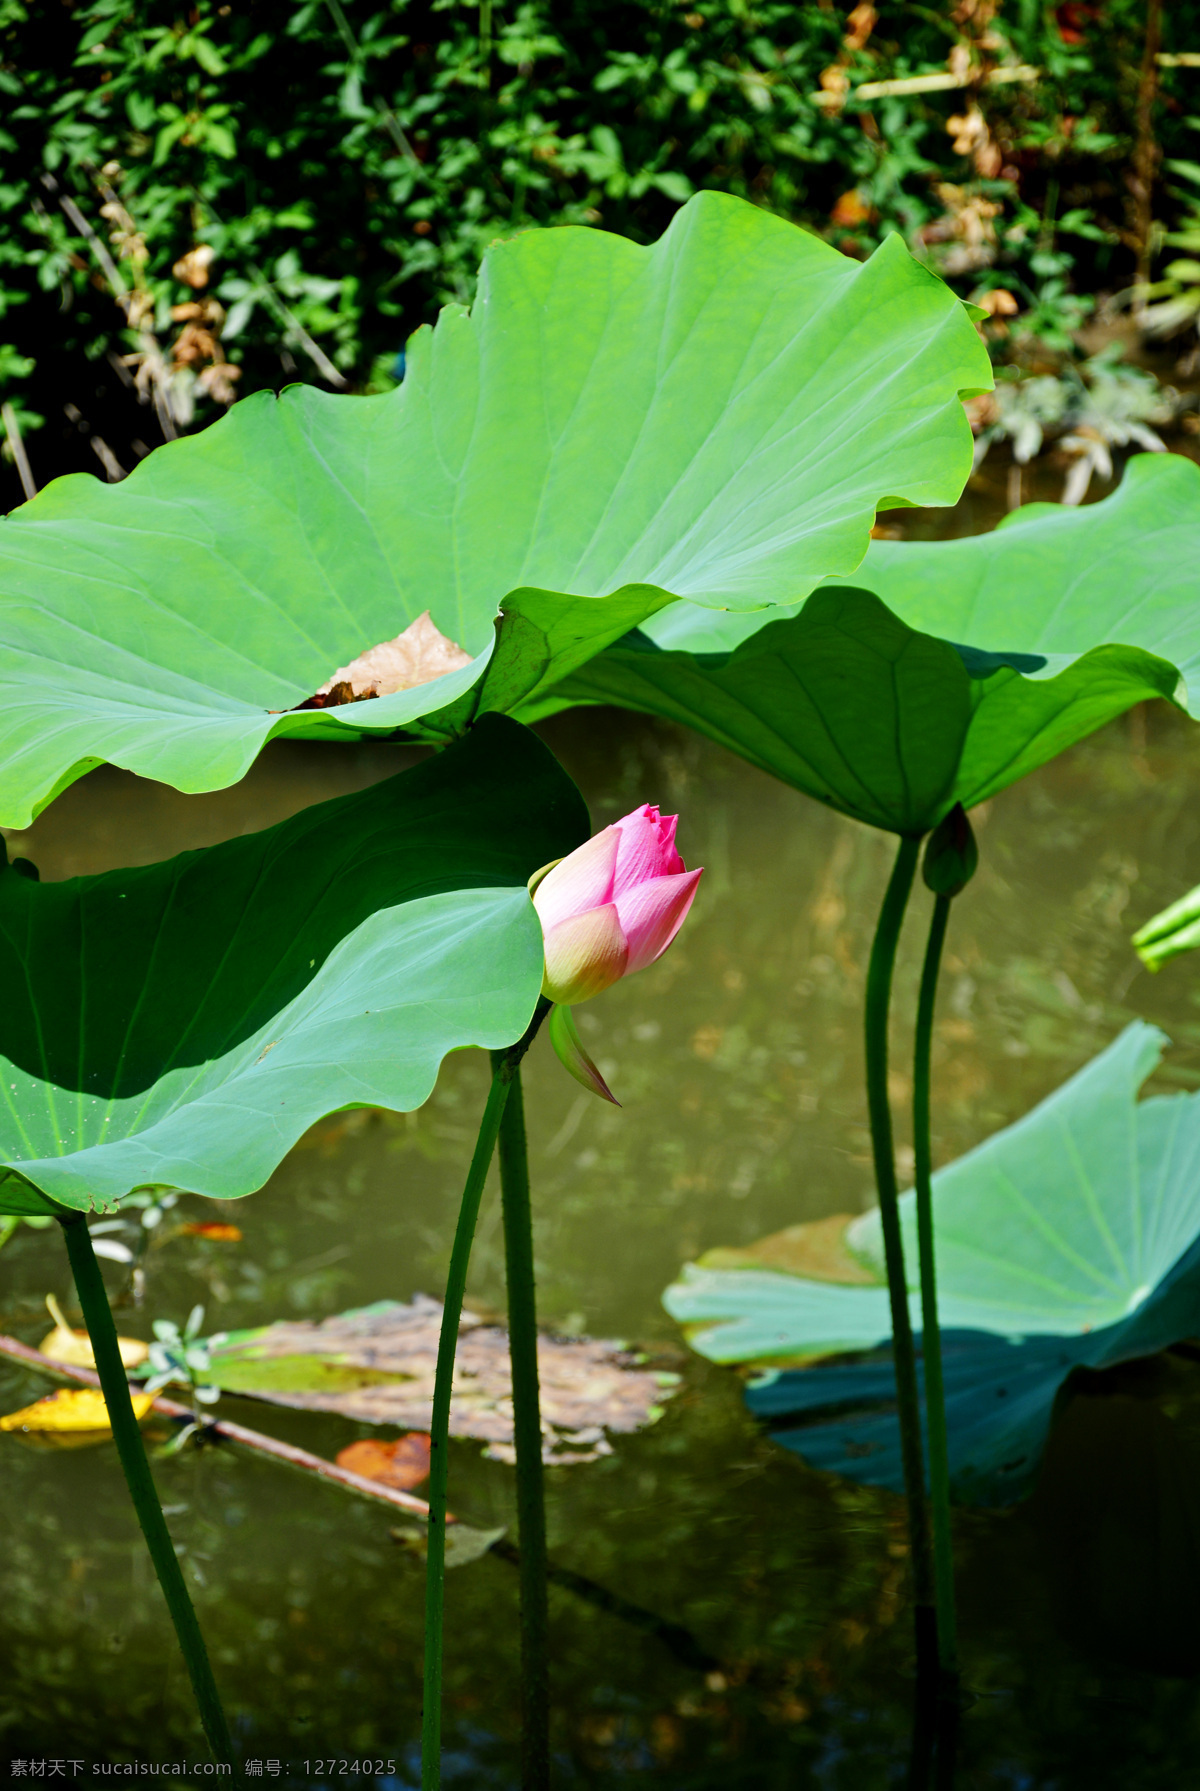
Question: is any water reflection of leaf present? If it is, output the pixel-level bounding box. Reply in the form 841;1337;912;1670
390;1522;507;1568
1032;1356;1200;1677
202;1296;676;1464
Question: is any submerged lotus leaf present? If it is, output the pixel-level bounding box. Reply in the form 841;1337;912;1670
0;191;987;827
664;1024;1200;1504
0;715;587;1215
182;1296;676;1465
524;585;1179;834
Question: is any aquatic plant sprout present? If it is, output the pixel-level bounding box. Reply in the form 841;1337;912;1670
0;191;988;829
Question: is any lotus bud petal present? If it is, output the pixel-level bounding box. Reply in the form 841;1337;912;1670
531;829;619;933
611;804;684;894
540;903;629;1006
614;868;704;976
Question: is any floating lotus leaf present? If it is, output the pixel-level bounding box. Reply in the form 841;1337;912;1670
169;1295;677;1466
0;192;987;828
524;584;1178;834
0;715;586;1216
664;1025;1200;1504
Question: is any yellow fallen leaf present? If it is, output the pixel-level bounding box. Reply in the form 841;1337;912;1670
38;1294;149;1370
0;1387;155;1434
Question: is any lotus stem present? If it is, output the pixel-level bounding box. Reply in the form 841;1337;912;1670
422;1065;512;1791
913;892;958;1680
864;834;936;1667
57;1212;237;1770
490;1054;550;1791
423;1000;549;1791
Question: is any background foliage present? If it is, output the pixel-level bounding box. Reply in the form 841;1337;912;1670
0;0;1197;502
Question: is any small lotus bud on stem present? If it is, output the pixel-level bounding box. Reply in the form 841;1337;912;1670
922;803;978;899
530;804;703;1099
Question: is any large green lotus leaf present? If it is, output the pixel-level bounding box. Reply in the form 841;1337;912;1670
0;715;587;1216
0;193;988;830
640;451;1200;674
521;586;1178;833
664;1024;1200;1503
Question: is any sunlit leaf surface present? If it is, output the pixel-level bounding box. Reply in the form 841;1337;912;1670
0;193;986;826
0;717;586;1215
641;452;1200;664
665;1024;1200;1503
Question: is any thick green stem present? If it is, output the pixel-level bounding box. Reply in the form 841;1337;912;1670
422;1002;550;1791
58;1213;236;1769
422;1066;513;1791
864;835;935;1650
914;893;958;1679
490;1056;550;1791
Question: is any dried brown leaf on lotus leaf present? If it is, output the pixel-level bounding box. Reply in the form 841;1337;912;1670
205;1296;677;1463
294;611;473;710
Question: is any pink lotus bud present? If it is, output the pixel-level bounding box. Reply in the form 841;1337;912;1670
532;805;702;1007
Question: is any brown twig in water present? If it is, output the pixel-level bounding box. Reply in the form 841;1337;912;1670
0;1330;431;1519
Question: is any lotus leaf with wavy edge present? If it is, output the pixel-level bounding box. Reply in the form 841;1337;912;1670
0;193;988;829
0;715;586;1216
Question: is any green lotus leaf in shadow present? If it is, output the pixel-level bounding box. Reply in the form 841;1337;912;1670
522;583;1179;834
0;714;587;1216
0;192;988;828
664;1024;1200;1504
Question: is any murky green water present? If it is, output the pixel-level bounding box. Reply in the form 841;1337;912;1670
6;466;1200;1784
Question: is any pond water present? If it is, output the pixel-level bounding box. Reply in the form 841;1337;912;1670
6;458;1200;1784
